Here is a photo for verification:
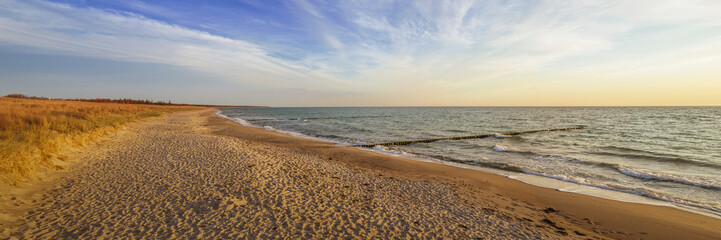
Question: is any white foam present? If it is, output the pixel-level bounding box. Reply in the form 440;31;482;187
521;170;596;186
372;145;389;151
233;118;253;126
366;145;421;158
492;145;527;153
215;110;255;127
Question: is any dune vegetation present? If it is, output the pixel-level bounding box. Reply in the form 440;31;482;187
0;96;199;185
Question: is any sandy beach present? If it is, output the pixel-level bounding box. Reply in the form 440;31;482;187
1;109;719;239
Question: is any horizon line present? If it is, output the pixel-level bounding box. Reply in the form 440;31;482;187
249;105;721;108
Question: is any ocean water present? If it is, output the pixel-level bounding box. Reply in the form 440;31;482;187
218;107;721;215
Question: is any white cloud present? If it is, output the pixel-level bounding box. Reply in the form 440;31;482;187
314;0;721;87
0;0;350;91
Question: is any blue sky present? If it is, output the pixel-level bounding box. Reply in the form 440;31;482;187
1;0;720;106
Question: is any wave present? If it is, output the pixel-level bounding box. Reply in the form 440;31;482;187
445;129;467;133
232;118;253;126
529;153;721;190
492;145;530;153
214;110;255;127
247;115;389;122
530;154;616;168
615;166;721;190
259;125;360;145
590;150;721;170
360;146;526;174
302;115;388;120
522;170;721;215
217;110;350;145
461;161;525;173
430;156;525;173
439;152;721;214
246;118;278;122
601;145;680;158
370;145;422;158
493;133;513;138
263;125;277;130
423;153;721;215
489;146;616;169
479;141;721;192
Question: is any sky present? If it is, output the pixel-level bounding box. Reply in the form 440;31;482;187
1;0;720;106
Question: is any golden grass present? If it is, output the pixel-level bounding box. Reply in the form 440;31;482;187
0;97;199;185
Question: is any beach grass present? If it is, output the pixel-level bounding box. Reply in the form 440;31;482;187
0;97;199;185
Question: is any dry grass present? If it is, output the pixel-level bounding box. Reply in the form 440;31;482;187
0;97;199;185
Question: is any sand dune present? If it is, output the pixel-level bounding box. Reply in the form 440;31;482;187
1;109;718;239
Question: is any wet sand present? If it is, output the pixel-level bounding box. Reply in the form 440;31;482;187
1;109;719;239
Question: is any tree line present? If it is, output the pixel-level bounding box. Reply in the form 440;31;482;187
4;94;177;105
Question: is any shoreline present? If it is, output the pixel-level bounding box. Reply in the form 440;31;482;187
210;109;721;239
216;110;721;219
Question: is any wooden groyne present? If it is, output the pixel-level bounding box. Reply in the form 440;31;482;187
354;126;584;148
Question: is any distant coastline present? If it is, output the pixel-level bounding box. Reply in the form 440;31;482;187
2;93;270;108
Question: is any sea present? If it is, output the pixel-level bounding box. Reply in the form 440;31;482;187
218;107;721;216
